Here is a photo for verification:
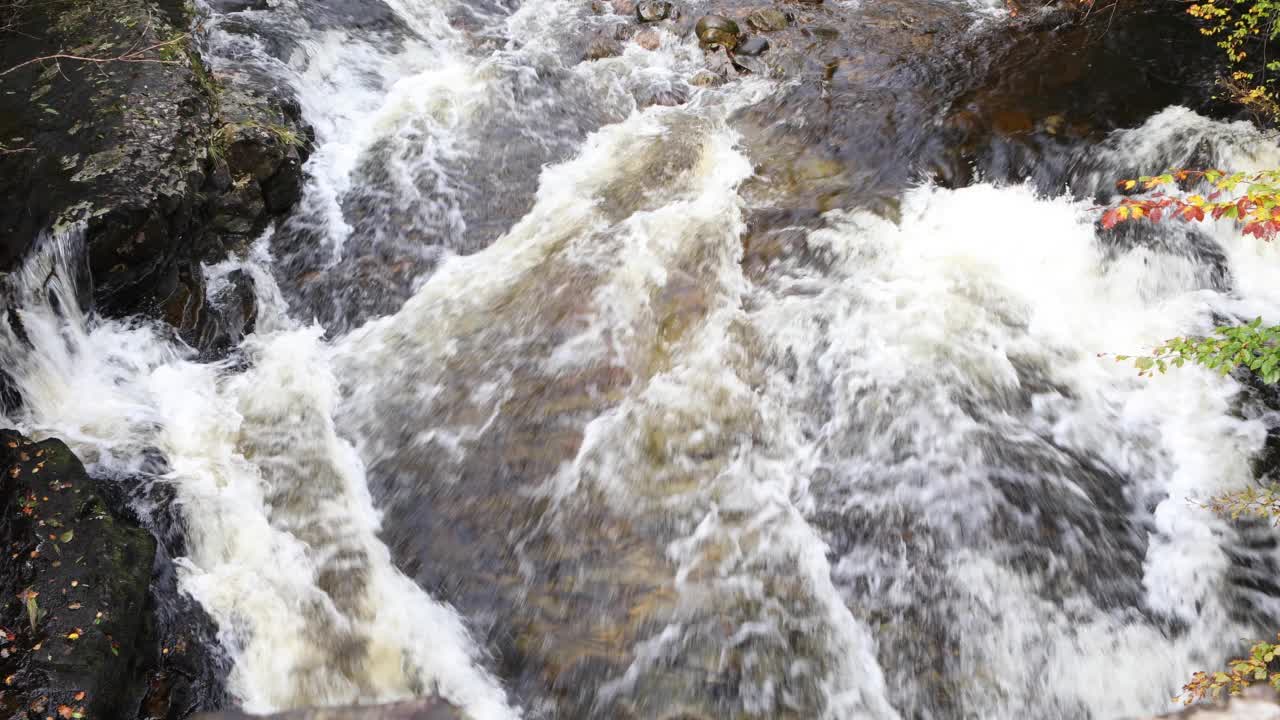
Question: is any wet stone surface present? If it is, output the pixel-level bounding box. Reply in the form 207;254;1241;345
0;0;309;356
0;429;155;720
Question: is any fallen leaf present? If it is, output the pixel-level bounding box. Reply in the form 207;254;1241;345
58;531;72;544
72;692;84;701
56;705;72;719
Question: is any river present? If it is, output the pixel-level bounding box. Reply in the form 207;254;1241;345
3;0;1280;718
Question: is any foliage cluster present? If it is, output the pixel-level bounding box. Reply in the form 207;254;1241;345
1095;0;1280;709
1115;318;1280;384
1181;635;1280;703
1103;170;1280;240
1189;0;1280;119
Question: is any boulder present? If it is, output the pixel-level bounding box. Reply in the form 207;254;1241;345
695;15;740;50
0;429;157;720
745;7;788;32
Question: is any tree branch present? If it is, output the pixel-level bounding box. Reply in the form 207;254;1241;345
0;33;187;78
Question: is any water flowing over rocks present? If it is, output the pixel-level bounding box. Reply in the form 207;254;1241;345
1;0;1279;718
195;699;465;720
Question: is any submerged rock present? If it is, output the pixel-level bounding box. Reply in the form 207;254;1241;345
745;6;788;32
0;429;156;720
195;699;466;719
583;34;625;60
634;28;661;49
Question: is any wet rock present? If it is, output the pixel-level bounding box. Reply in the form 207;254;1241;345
689;69;724;87
695;15;740;50
156;263;258;358
0;365;21;416
634;28;661;50
194;699;466;719
635;0;674;22
703;46;740;81
732;54;769;75
584;34;625;60
612;0;636;15
745;7;788;32
0;429;157;720
737;35;770;56
636;85;690;108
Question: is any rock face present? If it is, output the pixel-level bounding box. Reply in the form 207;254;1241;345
194;699;466;720
0;0;310;356
0;429;156;720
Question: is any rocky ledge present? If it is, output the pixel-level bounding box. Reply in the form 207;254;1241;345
0;429;155;720
0;0;311;357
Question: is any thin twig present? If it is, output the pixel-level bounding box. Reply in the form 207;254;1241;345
0;34;187;78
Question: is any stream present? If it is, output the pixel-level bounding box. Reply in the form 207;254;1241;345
4;0;1280;718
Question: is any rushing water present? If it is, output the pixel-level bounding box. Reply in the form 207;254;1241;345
3;0;1280;718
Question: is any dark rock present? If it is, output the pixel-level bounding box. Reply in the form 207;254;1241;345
745;6;788;32
0;429;157;720
583;34;625;61
636;85;690;108
635;0;674;22
737;35;770;56
0;0;310;358
212;269;259;342
155;263;258;358
695;15;740;51
0;367;21;417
